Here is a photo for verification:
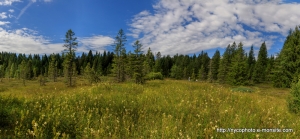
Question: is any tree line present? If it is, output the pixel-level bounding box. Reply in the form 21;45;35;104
0;26;300;87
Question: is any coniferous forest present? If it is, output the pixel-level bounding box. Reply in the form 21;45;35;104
1;26;300;87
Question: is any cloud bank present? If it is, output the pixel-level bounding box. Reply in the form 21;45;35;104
0;27;114;55
129;0;300;55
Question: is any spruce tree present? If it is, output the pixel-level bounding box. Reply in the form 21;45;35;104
207;60;213;83
63;29;78;87
253;42;268;83
153;52;162;73
112;29;127;82
132;40;145;84
272;26;300;87
247;45;256;81
211;50;220;81
227;42;247;85
48;54;58;82
218;44;231;84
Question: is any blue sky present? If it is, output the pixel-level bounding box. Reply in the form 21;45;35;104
0;0;300;57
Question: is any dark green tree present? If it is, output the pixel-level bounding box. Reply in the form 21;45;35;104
227;42;247;85
253;42;268;83
211;50;220;81
48;54;58;82
218;44;231;84
132;40;145;84
247;45;256;81
272;26;300;88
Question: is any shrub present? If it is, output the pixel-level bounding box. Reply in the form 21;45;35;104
145;72;163;80
288;79;300;114
231;86;254;93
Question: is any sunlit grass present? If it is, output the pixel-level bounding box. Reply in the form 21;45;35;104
0;78;299;138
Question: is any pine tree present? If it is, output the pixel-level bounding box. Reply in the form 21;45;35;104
112;29;127;82
63;29;78;87
253;42;268;83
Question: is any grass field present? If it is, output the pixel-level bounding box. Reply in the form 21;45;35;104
0;78;299;138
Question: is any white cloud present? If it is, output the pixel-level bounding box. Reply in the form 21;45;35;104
0;27;114;55
0;27;64;54
129;0;300;55
0;12;7;19
78;35;114;53
0;0;21;5
0;21;9;25
8;9;14;13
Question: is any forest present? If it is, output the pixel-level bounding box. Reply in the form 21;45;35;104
1;26;300;88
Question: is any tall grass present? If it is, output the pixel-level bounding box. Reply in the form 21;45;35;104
0;79;299;138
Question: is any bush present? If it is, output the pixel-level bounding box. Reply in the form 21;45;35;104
0;108;10;127
288;79;300;114
231;86;254;93
145;72;164;80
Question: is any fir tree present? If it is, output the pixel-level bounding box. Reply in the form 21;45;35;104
227;42;247;85
253;42;268;83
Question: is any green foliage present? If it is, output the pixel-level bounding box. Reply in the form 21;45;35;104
1;80;300;138
131;40;145;84
218;45;231;84
247;45;256;81
198;65;206;81
253;42;268;83
288;79;300;114
170;64;183;79
63;29;78;87
211;50;220;81
112;29;127;82
231;86;254;93
145;72;163;80
227;42;248;85
272;26;300;88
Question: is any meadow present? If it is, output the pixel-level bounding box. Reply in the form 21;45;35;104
0;78;299;138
